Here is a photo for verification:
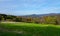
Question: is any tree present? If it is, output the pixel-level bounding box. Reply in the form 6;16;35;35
0;15;2;24
56;16;60;25
26;17;32;23
55;20;58;25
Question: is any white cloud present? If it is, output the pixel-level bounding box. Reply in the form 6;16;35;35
0;7;60;15
0;0;60;15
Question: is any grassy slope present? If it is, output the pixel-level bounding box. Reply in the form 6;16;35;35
0;22;60;36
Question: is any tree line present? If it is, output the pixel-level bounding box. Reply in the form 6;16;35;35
0;14;60;25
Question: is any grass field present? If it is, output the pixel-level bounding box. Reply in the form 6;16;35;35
0;22;60;36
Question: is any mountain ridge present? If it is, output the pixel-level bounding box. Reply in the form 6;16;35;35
22;13;60;18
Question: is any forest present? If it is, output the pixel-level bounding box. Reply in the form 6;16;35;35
0;13;60;25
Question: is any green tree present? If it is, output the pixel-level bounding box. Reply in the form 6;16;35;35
0;15;2;24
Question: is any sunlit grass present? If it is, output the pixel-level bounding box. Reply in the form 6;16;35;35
0;22;60;36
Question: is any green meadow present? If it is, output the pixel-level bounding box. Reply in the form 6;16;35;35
0;22;60;36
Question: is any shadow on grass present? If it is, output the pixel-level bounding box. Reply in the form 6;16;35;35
0;24;60;36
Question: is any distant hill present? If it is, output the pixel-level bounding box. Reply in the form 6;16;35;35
22;13;60;18
0;13;60;18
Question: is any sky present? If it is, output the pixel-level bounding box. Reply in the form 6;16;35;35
0;0;60;15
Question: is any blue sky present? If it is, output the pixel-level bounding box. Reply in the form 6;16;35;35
0;0;60;15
